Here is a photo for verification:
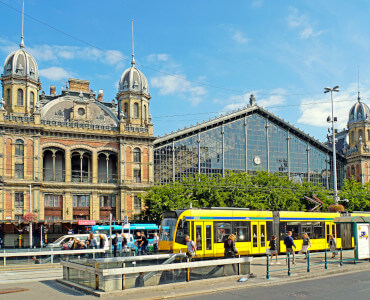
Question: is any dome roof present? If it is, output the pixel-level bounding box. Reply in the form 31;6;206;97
118;60;149;96
2;41;39;81
349;99;370;124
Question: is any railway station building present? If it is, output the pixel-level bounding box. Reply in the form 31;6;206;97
154;94;346;189
0;36;155;246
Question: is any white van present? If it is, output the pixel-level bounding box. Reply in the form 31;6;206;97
46;234;109;251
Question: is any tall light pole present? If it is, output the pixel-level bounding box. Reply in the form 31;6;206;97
324;86;339;205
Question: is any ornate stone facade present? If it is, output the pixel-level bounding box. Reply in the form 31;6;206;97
0;37;154;246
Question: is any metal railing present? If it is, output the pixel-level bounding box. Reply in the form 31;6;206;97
0;248;105;267
266;248;360;279
61;254;253;292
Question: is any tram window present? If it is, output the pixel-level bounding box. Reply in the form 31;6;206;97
195;225;202;250
313;222;325;239
286;222;300;240
214;222;232;243
252;225;258;247
260;225;266;247
336;224;341;238
332;225;336;237
266;222;273;241
234;221;250;242
279;222;287;239
175;221;190;245
205;225;212;250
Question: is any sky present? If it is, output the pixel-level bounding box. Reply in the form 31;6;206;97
0;0;370;142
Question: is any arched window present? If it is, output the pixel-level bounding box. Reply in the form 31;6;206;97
143;105;147;120
6;89;11;106
15;139;24;156
124;102;128;117
134;103;139;118
351;131;355;143
358;129;363;143
351;165;355;176
17;89;23;106
30;92;34;108
133;148;141;163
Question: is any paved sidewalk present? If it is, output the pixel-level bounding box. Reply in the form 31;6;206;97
0;251;368;299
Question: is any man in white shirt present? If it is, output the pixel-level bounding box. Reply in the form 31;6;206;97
185;235;196;260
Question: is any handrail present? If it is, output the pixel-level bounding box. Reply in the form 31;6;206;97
0;248;105;258
89;253;185;263
61;256;253;276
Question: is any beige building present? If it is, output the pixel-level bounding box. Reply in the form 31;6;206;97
0;36;154;246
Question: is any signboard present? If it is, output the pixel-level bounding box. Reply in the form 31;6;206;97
78;220;96;226
124;216;129;224
356;223;370;259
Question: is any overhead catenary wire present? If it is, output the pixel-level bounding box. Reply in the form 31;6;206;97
0;0;351;98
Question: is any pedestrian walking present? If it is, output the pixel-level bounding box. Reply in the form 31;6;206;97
139;232;148;255
269;235;279;264
121;233;128;254
153;232;159;253
32;256;40;264
328;235;337;258
112;233;119;257
185;235;196;260
299;233;311;259
284;231;296;264
223;234;238;275
89;233;98;249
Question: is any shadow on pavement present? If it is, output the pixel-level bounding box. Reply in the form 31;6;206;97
40;280;87;297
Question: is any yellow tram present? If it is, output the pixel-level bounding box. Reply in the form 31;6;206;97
158;208;345;257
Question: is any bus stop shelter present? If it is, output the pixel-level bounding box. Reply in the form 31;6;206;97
334;216;370;260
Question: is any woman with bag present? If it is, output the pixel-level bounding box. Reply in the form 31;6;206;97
299;233;311;259
328;235;337;258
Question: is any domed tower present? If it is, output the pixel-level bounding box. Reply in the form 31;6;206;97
347;95;370;148
345;93;370;183
1;32;41;115
116;24;151;127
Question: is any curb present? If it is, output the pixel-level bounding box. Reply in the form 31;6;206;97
56;262;370;299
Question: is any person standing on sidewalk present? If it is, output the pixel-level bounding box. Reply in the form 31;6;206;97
299;233;311;259
269;235;280;264
112;233;119;257
284;231;296;264
328;235;337;258
153;232;159;253
185;235;196;260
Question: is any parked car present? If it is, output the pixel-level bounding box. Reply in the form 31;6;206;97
46;234;109;251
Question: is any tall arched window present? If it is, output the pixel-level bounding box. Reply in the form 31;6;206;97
134;103;139;118
143;105;147;120
30;92;34;108
351;131;355;143
17;89;23;106
15;139;24;156
133;148;141;163
6;89;11;106
124;102;128;117
358;129;363;143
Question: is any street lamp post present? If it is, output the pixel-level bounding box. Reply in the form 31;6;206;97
324;86;339;205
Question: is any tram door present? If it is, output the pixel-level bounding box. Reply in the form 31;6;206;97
251;222;267;254
326;222;336;242
194;222;214;257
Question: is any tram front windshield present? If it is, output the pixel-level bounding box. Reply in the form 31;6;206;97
160;218;177;241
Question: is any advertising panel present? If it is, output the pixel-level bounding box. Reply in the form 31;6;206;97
357;223;370;259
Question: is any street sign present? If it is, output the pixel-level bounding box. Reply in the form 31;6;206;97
78;220;96;226
124;215;129;224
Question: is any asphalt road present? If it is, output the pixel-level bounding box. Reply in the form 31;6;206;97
182;270;370;300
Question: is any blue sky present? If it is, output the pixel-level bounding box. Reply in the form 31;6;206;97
0;0;369;141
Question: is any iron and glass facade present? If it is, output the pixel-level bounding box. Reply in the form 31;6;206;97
154;105;346;189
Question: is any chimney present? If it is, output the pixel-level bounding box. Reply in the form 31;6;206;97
68;78;90;92
50;85;56;95
98;89;103;102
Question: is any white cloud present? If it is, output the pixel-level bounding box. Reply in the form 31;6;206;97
147;53;169;62
151;74;206;106
251;0;263;8
220;25;249;45
39;67;71;81
0;38;126;68
298;83;370;129
222;88;287;111
287;7;322;39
